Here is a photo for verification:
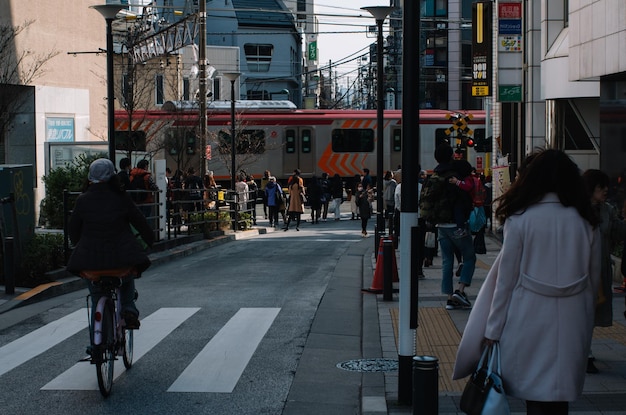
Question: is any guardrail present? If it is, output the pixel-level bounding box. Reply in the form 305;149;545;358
62;188;259;264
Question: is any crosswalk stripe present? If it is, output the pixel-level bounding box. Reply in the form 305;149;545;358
41;307;200;390
0;309;87;377
167;307;281;393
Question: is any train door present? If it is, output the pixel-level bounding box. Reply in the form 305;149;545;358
389;127;402;171
283;127;315;177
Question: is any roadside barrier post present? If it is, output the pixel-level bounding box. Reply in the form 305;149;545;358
4;236;14;294
383;238;394;301
412;356;438;414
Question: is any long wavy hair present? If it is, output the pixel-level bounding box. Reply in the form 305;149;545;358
494;149;598;226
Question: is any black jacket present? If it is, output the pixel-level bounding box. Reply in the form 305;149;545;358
67;182;154;275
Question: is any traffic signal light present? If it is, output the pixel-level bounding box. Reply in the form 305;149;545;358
464;136;475;147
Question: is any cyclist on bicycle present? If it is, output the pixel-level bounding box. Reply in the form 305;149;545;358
66;158;154;329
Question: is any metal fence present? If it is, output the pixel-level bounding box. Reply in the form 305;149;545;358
62;188;258;264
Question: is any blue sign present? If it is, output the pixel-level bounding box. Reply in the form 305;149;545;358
46;117;75;142
499;19;521;35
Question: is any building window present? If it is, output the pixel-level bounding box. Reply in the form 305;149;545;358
297;0;306;19
248;90;269;100
244;44;273;72
183;78;190;101
423;0;447;17
213;78;221;100
155;74;164;105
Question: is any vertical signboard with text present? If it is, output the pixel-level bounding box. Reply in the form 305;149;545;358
497;2;523;102
307;34;318;64
472;1;492;97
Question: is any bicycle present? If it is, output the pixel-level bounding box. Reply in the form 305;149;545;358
81;269;137;397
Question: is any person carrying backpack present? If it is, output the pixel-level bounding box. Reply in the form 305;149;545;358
129;159;159;218
419;144;476;311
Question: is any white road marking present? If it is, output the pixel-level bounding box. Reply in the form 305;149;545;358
41;307;200;390
0;309;87;377
167;307;280;393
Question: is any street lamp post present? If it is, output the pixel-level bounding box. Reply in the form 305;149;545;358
198;0;208;176
362;6;395;239
222;72;241;191
92;3;125;162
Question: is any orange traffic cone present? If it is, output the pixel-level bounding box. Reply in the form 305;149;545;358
363;237;399;293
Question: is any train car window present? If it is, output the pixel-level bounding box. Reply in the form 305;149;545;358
217;129;266;154
301;130;312;153
435;128;451;147
115;130;146;152
286;129;296;153
392;129;401;152
239;129;266;154
331;129;375;152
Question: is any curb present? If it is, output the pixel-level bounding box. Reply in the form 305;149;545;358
0;229;268;315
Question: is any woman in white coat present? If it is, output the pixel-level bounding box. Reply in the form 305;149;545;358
453;149;601;415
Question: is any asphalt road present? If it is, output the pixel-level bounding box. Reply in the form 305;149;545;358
0;219;367;415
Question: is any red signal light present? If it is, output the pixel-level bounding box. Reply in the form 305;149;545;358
465;138;475;147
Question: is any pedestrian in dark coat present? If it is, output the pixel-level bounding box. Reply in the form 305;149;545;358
582;169;626;373
306;175;323;224
67;158;154;327
356;183;371;236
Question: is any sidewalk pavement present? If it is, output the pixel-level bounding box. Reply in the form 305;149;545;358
3;224;626;414
376;232;626;415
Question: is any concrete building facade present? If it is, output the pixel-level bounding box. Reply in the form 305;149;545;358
524;0;625;182
0;0;111;219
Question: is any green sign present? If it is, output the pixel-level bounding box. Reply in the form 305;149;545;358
498;85;522;102
308;41;317;61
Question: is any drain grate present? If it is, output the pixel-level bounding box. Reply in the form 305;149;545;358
336;358;399;372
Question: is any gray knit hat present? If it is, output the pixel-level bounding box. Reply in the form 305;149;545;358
88;158;115;183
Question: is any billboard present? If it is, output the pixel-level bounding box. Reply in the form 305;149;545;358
472;2;493;97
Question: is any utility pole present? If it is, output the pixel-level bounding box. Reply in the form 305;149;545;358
398;0;421;405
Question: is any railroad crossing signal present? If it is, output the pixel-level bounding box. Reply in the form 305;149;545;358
444;113;474;137
445;113;475;151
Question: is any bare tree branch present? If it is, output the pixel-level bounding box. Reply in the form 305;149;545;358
0;20;60;162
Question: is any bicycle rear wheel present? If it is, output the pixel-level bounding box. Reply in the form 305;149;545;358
96;300;115;397
122;328;133;369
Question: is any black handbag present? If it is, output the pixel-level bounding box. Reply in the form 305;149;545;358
473;232;486;254
460;343;509;415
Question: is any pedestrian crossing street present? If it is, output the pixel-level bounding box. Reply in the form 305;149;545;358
0;307;280;393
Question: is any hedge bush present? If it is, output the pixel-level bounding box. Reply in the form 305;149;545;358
40;153;106;228
20;233;65;287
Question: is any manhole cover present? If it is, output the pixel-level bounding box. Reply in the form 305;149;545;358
336;358;398;372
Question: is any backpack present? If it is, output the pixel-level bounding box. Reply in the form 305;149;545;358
129;172;148;203
471;176;486;207
419;170;471;224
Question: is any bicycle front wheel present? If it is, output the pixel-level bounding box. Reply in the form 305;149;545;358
96;300;115;397
122;328;133;369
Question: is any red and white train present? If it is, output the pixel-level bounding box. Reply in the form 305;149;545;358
114;100;489;182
